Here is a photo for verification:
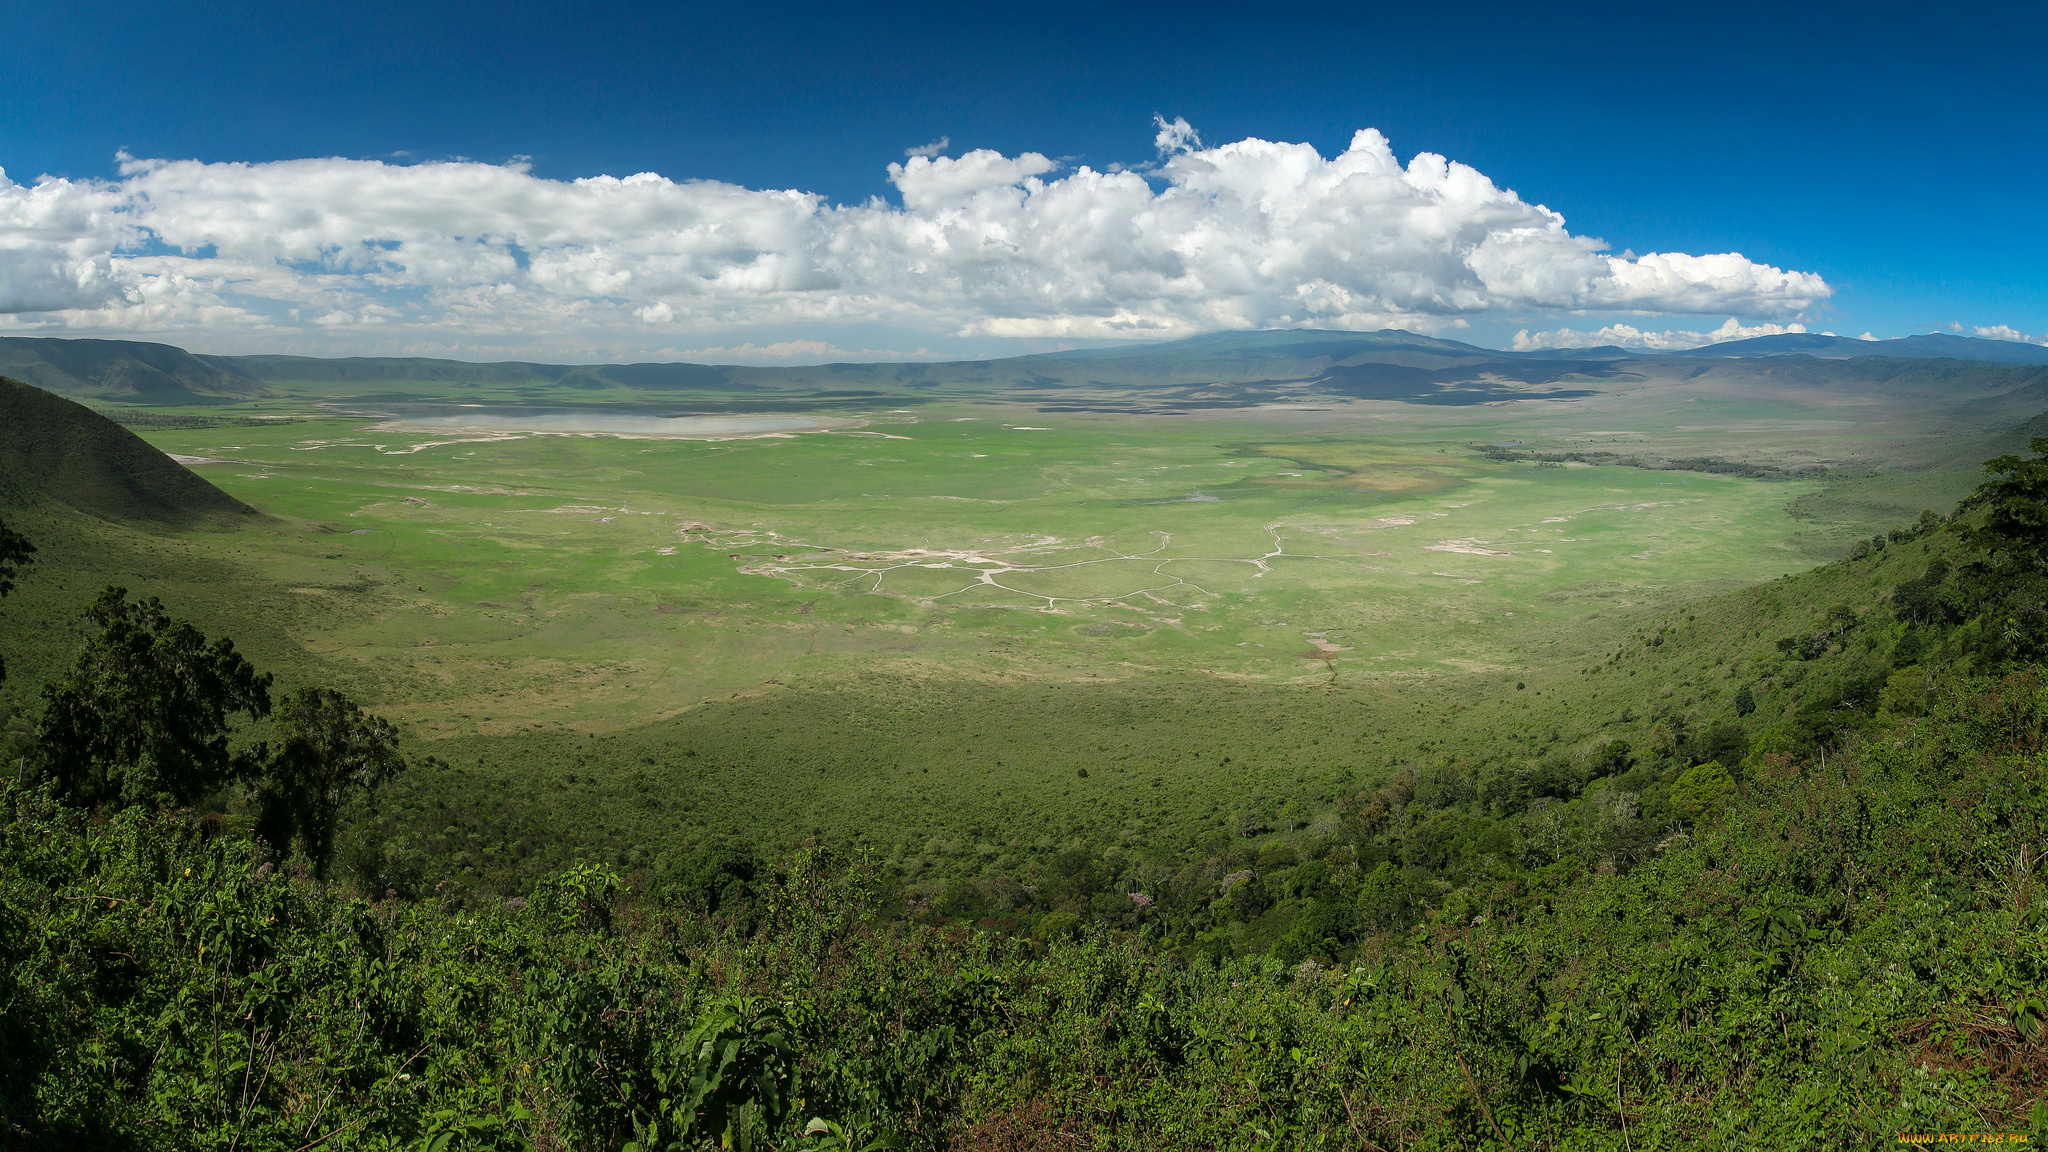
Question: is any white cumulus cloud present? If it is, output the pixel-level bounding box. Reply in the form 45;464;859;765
1153;115;1202;156
1975;324;2045;345
0;127;1833;357
1512;317;1816;352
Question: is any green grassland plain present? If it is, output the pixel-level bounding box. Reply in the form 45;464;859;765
0;360;2020;884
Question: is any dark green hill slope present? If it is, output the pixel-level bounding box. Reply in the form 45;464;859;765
0;377;256;526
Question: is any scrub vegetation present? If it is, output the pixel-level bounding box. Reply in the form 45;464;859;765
2;344;2047;1148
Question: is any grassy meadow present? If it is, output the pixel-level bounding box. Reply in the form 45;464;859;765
132;407;1826;712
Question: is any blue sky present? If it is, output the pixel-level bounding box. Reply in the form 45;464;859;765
1;0;2042;361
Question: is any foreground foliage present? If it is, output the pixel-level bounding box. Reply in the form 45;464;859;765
3;661;2045;1148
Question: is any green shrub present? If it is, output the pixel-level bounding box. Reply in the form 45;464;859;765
1668;760;1735;821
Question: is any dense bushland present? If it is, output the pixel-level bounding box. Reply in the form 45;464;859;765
3;443;2048;1147
3;666;2044;1148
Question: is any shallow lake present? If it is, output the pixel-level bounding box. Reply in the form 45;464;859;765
333;402;819;437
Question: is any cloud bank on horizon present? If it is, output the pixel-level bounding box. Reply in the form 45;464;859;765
0;125;1836;359
1513;318;1822;352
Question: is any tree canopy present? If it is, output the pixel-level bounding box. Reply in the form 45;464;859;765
253;686;405;878
0;517;32;683
35;586;272;810
0;516;32;599
1968;434;2048;570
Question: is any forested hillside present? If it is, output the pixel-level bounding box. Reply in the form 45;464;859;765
2;436;2045;1147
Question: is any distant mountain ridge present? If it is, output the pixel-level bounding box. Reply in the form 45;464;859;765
0;376;257;526
0;328;2044;407
0;337;269;402
1674;331;2048;364
1032;327;2048;366
213;353;746;392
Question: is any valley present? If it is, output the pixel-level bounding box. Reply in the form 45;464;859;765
1;331;2029;879
6;331;2048;1146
